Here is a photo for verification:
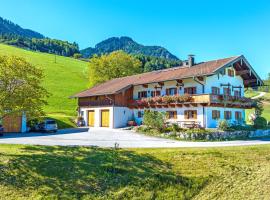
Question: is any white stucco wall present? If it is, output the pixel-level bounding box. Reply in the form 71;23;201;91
80;106;133;128
133;67;245;97
205;67;244;96
80;106;114;128
133;78;203;99
133;106;205;127
113;107;133;128
205;107;245;128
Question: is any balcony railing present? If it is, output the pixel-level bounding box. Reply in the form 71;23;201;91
128;94;256;108
79;99;114;107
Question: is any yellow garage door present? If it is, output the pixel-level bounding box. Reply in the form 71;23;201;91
88;110;95;127
101;110;110;127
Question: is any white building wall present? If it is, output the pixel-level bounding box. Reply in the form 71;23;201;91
133;78;204;99
80;106;114;128
134;106;205;127
205;67;244;96
113;107;133;128
80;106;133;128
205;107;245;128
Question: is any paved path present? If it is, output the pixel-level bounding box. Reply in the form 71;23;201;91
251;92;266;99
0;128;270;148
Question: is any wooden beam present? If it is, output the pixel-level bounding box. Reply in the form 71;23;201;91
158;82;164;86
244;79;257;85
197;76;204;81
142;84;148;88
235;69;250;76
220;83;231;87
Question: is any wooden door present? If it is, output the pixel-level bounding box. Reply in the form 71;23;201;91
88;110;95;127
101;110;110;127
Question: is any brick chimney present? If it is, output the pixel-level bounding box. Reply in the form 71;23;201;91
188;54;195;67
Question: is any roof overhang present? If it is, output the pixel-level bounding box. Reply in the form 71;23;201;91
214;55;263;88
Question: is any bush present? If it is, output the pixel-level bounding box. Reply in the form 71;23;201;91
218;120;230;131
253;117;267;129
143;110;166;131
230;125;255;131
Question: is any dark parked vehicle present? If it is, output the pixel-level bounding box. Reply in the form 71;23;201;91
0;125;4;136
35;120;58;132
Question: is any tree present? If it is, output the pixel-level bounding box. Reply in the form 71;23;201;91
89;51;142;87
0;55;49;120
73;53;82;59
143;110;166;131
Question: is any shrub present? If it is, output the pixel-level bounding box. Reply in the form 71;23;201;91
143;110;166;131
218;119;230;131
253;117;267;129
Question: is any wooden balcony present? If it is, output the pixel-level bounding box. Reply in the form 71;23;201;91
79;99;114;107
128;94;256;109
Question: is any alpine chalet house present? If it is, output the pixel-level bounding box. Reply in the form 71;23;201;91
73;55;263;128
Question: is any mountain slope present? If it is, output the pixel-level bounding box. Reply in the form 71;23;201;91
0;16;44;39
0;16;79;57
81;36;179;60
0;43;88;128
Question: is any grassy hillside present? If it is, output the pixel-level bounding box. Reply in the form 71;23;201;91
245;90;270;123
0;44;88;127
0;144;270;199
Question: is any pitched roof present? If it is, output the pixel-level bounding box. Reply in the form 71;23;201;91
73;56;239;98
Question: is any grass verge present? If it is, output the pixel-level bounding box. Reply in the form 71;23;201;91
0;144;270;199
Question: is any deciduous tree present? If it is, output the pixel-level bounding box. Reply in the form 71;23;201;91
89;51;142;87
0;55;49;120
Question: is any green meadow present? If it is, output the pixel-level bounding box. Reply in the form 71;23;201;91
0;44;89;128
0;144;269;199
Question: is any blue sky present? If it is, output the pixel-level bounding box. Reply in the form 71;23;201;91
0;0;269;78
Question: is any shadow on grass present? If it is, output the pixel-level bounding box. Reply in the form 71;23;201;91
0;146;208;199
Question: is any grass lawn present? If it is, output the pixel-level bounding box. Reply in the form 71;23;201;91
0;44;89;128
0;144;270;199
244;89;260;98
245;91;270;122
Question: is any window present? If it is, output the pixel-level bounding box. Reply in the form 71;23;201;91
235;111;242;120
228;69;234;77
234;90;241;97
211;87;220;95
167;111;177;119
184;110;197;119
184;87;197;94
138;111;143;118
212;110;220;120
80;111;84;117
166;88;177;96
224;111;232;120
223;88;231;96
138;91;147;99
151;90;161;97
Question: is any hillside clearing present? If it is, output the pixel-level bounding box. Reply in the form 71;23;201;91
0;44;89;128
0;144;269;199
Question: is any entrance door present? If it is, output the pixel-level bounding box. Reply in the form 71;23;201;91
101;110;110;127
88;110;95;127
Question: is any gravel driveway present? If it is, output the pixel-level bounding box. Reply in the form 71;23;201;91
0;127;270;148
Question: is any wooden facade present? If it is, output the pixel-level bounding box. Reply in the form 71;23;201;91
78;87;134;107
2;114;23;133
